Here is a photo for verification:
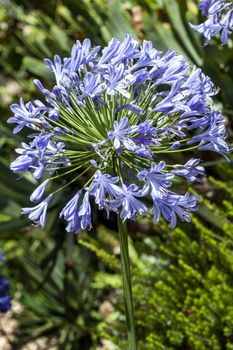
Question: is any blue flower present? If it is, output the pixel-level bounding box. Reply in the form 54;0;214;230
190;1;233;44
97;38;121;66
11;136;67;180
22;194;53;228
10;154;34;173
151;51;188;86
68;39;100;72
0;253;11;313
81;72;103;99
78;191;92;230
44;55;69;88
97;34;138;66
8;98;49;134
105;64;135;98
60;191;82;221
108;118;156;157
0;295;11;313
60;191;82;233
187;111;229;154
108;117;135;153
151;192;198;228
89;170;122;208
130;40;161;71
129;120;157;136
30;179;50;202
170;192;199;227
112;184;147;221
138;162;174;197
60;191;92;233
199;0;214;15
173;159;205;183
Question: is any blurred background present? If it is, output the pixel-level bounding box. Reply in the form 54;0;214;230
0;0;233;349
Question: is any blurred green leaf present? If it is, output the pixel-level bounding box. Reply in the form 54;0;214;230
22;57;51;79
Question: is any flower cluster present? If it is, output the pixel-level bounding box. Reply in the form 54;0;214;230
190;0;233;44
8;35;229;232
0;252;11;313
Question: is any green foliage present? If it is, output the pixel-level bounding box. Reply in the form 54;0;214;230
0;0;232;349
8;233;104;350
93;183;233;350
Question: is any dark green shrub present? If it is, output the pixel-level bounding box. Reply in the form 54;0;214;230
88;177;233;349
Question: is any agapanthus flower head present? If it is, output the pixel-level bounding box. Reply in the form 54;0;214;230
190;0;233;44
8;34;230;232
0;252;11;313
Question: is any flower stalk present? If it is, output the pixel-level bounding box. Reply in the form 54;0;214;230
117;217;137;350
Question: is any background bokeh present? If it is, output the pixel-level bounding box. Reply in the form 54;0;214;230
0;1;233;349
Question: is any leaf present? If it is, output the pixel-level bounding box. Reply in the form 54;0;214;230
0;212;12;223
57;5;77;28
0;217;28;234
164;0;203;65
21;57;50;79
105;0;137;40
50;24;70;51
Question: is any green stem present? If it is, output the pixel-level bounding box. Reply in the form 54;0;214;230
117;217;137;350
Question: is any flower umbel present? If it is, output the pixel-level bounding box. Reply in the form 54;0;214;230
9;34;230;231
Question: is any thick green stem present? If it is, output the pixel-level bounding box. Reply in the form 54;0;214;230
117;217;137;350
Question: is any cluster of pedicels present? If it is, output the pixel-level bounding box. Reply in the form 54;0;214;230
0;252;11;313
8;34;229;232
190;0;233;44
